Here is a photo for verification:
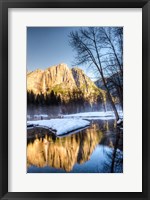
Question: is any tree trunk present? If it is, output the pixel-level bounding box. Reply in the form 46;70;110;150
102;76;119;121
116;86;123;110
105;87;119;121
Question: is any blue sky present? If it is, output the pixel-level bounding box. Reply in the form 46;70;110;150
27;27;80;70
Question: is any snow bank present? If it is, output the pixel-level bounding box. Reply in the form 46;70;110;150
63;111;123;120
27;119;90;136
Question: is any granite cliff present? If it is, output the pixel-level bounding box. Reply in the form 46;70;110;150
27;63;106;104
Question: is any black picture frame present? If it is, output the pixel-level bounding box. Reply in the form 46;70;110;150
0;0;149;199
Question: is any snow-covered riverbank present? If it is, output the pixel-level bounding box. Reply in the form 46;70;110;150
27;118;90;136
63;111;123;120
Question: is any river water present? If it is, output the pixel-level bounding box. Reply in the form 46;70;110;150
27;105;123;173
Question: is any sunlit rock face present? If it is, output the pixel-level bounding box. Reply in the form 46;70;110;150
27;124;103;172
27;63;106;103
27;64;76;93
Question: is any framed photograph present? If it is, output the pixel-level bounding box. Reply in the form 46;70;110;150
0;0;149;199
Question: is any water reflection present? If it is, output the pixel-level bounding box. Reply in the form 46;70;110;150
27;120;123;173
27;122;102;171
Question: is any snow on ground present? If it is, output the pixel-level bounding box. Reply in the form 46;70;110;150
27;119;90;136
63;111;123;120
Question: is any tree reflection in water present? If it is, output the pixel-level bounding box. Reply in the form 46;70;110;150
27;120;123;173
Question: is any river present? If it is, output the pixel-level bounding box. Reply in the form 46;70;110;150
27;105;123;173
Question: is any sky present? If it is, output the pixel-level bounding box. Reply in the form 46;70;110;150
27;27;75;70
27;27;97;80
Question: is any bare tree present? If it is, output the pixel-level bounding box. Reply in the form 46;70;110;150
97;27;123;109
69;27;121;120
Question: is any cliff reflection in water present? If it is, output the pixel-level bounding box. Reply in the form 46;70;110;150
27;122;103;172
27;120;123;173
